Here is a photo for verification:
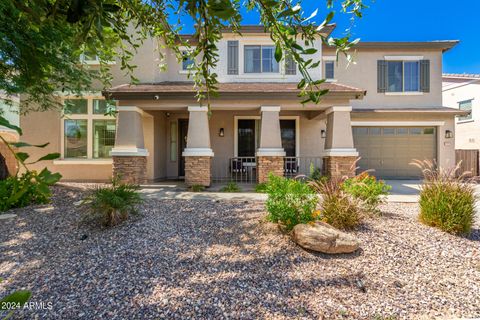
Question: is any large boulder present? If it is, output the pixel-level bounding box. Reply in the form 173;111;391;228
292;221;360;254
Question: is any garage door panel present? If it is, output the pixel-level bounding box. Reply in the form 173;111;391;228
353;126;436;179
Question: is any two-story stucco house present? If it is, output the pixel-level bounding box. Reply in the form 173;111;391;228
20;25;462;185
442;74;480;150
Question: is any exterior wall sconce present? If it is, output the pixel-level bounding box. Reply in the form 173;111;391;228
445;130;453;139
321;129;327;139
219;128;225;137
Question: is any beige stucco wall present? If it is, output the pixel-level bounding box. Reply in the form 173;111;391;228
323;48;444;109
442;80;480;149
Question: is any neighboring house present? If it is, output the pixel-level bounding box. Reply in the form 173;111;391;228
0;93;20;177
20;25;462;184
442;74;480;150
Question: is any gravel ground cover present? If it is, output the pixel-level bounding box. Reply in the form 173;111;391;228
0;184;479;319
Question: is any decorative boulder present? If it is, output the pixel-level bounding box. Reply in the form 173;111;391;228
292;221;360;254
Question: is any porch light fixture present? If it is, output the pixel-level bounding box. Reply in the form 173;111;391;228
321;129;327;139
219;128;225;137
445;130;453;139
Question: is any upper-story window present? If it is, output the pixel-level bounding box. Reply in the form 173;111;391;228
325;61;335;80
182;51;194;71
387;61;419;92
458;99;473;121
378;58;430;94
244;45;279;73
63;97;116;159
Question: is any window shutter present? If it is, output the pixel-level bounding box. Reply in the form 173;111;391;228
377;60;387;93
285;55;296;75
227;41;239;75
420;60;430;93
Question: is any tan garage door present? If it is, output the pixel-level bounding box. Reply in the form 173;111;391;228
353;127;437;179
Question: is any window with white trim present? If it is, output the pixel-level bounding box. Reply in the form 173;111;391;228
182;50;194;71
244;45;279;73
325;61;335;80
458;99;473;121
63;97;116;159
387;61;420;92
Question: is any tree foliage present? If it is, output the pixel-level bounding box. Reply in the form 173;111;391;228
0;0;368;113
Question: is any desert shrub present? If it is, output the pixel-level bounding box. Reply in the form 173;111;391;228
310;178;364;230
412;160;476;235
190;184;205;192
342;172;391;214
309;163;327;182
0;169;61;212
255;183;267;193
84;178;142;227
220;181;241;192
265;174;318;230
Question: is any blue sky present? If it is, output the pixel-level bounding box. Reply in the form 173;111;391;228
177;0;480;74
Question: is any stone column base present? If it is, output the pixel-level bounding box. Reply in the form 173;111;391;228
257;156;284;183
113;156;147;184
323;156;357;180
185;156;212;187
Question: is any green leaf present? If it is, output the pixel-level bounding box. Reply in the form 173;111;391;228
16;152;29;162
38;168;62;185
32;153;61;163
11;142;49;148
1;290;31;309
303;48;317;55
274;44;282;63
0;116;22;135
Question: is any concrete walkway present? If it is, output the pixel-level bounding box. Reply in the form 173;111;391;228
140;180;424;203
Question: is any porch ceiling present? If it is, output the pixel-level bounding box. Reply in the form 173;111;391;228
104;81;365;101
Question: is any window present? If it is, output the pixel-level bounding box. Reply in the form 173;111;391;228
93;120;116;158
325;61;335;80
244;45;279;73
285;55;296;75
387;61;420;92
458;100;473;121
63;97;116;159
182;51;194;71
236;118;297;157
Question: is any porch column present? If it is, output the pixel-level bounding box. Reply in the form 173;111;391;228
182;106;214;187
256;106;286;183
323;106;358;179
111;106;149;184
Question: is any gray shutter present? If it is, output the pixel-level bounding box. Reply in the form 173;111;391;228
377;60;387;93
420;60;430;92
227;41;239;75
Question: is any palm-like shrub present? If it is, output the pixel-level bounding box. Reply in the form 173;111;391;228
310;177;364;230
342;172;391;215
84;178;142;227
265;174;318;230
412;160;476;235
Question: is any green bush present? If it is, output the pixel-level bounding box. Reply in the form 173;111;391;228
265;174;318;230
342;172;391;214
310;178;364;230
308;163;327;182
413;160;476;235
0;169;61;212
255;182;267;193
84;178;143;227
220;181;241;192
190;184;205;192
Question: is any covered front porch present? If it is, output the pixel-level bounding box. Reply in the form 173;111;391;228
105;82;365;186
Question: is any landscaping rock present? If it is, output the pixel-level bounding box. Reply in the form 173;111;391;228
0;213;17;220
291;221;360;254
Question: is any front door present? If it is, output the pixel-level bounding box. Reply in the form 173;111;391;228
178;119;189;177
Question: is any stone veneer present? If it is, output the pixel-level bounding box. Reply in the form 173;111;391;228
322;156;357;180
185;156;212;187
257;156;284;183
113;156;147;184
